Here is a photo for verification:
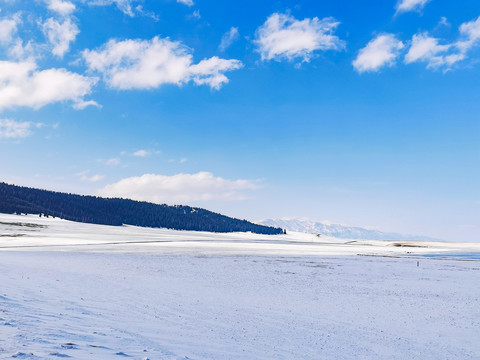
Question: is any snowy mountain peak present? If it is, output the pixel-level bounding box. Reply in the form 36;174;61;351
256;218;439;241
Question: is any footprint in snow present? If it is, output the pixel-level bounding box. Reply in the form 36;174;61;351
11;352;37;359
115;352;132;357
49;353;71;358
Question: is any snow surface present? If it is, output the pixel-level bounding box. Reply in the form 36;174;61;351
1;214;480;359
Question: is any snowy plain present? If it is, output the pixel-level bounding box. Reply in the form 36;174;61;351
1;213;480;359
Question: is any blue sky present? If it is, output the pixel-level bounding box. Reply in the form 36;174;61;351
0;0;479;241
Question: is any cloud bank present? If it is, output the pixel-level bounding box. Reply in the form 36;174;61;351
96;172;261;204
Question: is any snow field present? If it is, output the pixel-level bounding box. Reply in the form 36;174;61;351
0;214;479;359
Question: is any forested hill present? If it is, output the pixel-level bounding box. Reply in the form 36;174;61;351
0;182;282;234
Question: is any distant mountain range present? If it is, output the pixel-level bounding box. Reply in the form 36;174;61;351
0;182;282;235
257;218;438;241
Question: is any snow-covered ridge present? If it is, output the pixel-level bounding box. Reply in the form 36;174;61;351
257;217;439;241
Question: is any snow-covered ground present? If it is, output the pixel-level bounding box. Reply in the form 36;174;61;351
1;214;480;359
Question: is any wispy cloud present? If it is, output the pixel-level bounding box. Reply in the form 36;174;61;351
405;32;453;67
219;27;239;52
133;149;149;157
72;99;101;110
102;158;121;166
97;172;261;204
83;36;243;90
0;119;39;139
437;17;450;27
457;16;480;56
8;40;36;61
405;16;480;71
255;12;344;63
87;0;158;18
76;170;104;182
396;0;431;14
0;14;20;44
353;34;404;73
168;157;188;163
189;10;200;20
177;0;194;6
87;0;138;17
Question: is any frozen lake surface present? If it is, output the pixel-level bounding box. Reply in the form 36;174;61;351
1;214;479;359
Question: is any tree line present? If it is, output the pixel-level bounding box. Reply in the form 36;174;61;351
0;182;283;234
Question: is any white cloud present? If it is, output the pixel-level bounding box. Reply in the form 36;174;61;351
134;5;159;21
458;16;480;52
0;15;36;61
396;0;431;14
42;17;79;57
189;9;201;20
177;0;194;6
76;170;104;182
188;56;242;89
405;33;446;62
8;40;35;60
98;157;122;166
88;0;158;18
105;158;121;166
0;61;97;111
405;33;453;68
166;157;187;164
0;14;20;44
46;0;76;16
255;12;344;62
405;16;480;71
88;0;138;17
87;174;104;182
219;27;239;52
0;119;35;138
72;99;101;110
96;172;261;204
133;149;149;157
83;36;243;90
438;17;450;27
353;34;404;73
